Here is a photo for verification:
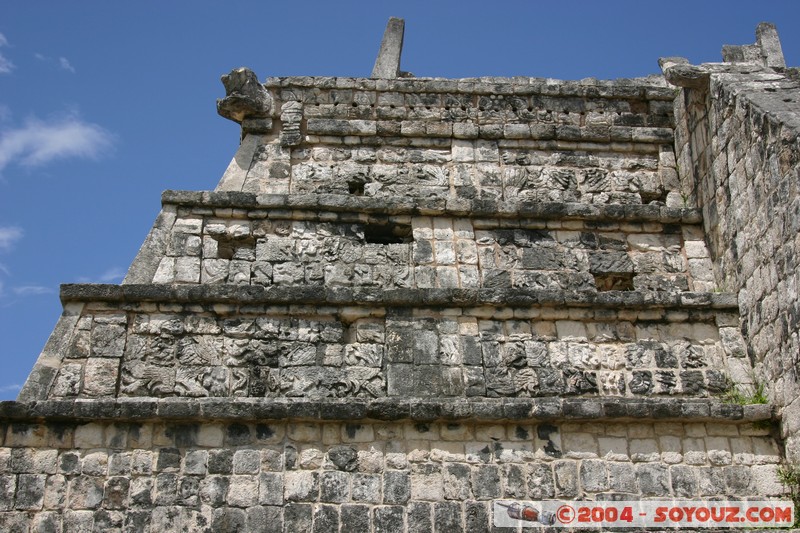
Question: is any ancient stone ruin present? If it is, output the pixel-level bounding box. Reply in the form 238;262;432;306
2;19;799;532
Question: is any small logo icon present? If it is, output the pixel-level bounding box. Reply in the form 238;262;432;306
556;504;576;524
497;502;556;525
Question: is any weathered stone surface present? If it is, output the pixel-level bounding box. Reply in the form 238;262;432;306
217;67;272;123
9;20;800;532
371;18;405;79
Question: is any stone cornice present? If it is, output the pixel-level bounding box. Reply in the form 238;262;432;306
0;397;772;424
60;284;738;310
261;75;676;101
161;190;703;224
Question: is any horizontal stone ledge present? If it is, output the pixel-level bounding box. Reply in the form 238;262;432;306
302;136;665;156
262;76;677;101
59;284;738;310
161;190;703;224
0;398;773;424
303;118;673;144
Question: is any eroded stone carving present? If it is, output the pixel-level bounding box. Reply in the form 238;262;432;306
216;67;272;123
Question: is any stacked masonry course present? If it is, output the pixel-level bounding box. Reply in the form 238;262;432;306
1;21;798;532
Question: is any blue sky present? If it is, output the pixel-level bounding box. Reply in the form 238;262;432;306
0;1;798;400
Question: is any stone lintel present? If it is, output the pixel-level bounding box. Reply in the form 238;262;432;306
58;283;739;311
0;398;772;424
161;190;704;224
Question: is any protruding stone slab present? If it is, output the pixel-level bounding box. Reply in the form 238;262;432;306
371;17;405;79
216;67;273;123
58;283;741;311
659;57;710;89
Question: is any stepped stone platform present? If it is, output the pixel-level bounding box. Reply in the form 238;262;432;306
2;20;800;532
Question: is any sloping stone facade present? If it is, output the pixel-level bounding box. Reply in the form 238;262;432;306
1;21;798;532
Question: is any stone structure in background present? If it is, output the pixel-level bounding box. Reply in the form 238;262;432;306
0;20;798;532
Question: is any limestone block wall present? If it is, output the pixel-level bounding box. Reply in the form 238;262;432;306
37;289;745;401
672;62;800;458
0;406;783;533
137;193;714;293
218;77;679;207
8;25;800;529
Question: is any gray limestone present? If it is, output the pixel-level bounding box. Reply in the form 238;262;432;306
2;19;798;533
371;17;405;79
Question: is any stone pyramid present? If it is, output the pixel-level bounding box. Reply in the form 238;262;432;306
2;19;799;532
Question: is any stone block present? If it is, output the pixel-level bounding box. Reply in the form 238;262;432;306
82;358;119;396
258;472;284;506
579;459;608;492
607;462;636;493
341;504;370;533
352;473;381;503
373;506;403;533
589;251;634;273
233;449;260;474
553;460;578;497
442;463;471;500
320;470;350;503
637;463;670;496
67;475;104;509
284;471;319;502
434;502;462;532
527;463;555;499
313;504;340;533
472;464;500;500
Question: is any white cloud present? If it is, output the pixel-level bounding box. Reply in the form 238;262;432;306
0;33;14;74
0;383;22;393
0;112;114;173
98;266;125;283
0;226;22;250
12;285;53;296
77;266;126;284
0;227;21;299
58;57;75;73
33;53;76;74
0;229;52;300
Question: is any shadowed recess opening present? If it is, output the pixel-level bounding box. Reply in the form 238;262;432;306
348;181;365;195
594;273;634;291
214;236;255;260
363;223;412;245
